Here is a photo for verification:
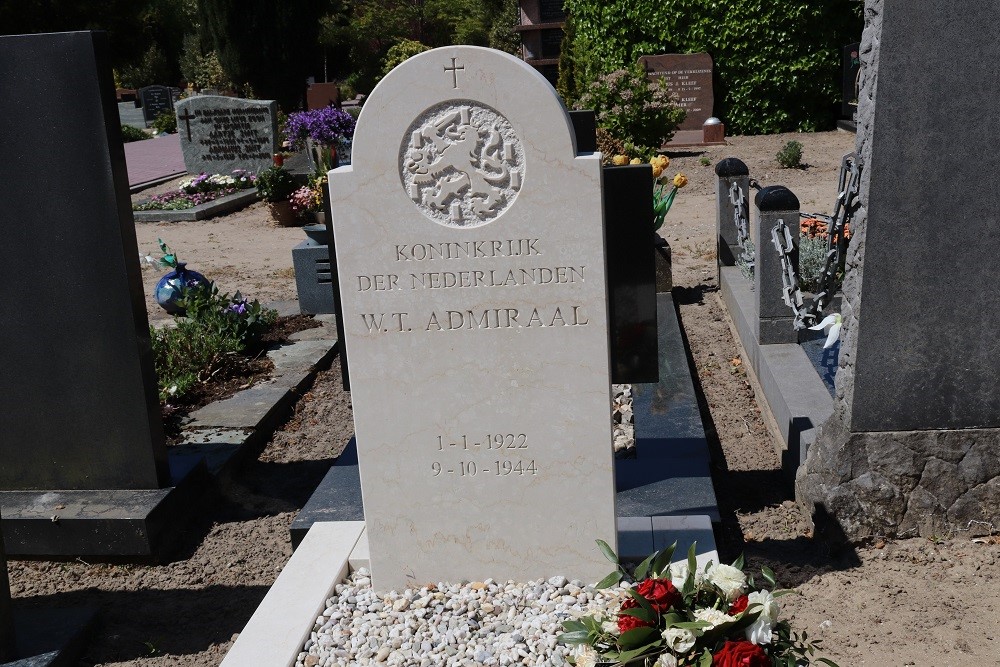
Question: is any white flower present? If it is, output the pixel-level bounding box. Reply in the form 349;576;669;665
662;627;697;654
654;653;678;667
705;564;747;601
601;620;619;635
745;590;780;645
693;607;735;630
668;561;705;589
809;313;843;349
574;644;599;667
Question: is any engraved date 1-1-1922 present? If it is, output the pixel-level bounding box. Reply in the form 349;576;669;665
437;434;527;450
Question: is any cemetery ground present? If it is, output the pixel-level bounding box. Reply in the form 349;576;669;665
7;130;1000;667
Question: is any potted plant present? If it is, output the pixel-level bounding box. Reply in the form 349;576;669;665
144;239;209;315
256;164;297;226
284;106;357;173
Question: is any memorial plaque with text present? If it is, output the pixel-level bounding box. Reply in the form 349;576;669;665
639;53;714;131
139;85;174;125
330;46;617;591
174;95;278;175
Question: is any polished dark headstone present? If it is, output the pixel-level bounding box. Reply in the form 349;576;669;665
603;165;658;384
568;110;597;153
138;84;174;125
851;6;1000;432
0;31;169;490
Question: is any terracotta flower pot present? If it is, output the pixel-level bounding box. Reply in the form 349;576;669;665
268;200;298;227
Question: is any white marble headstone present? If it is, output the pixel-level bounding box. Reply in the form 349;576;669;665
329;46;617;591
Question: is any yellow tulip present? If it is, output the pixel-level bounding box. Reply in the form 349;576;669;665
651;165;664;178
651;155;670;170
673;173;689;188
612;154;629;166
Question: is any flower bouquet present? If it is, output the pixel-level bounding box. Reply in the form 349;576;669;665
284;106;356;173
558;541;838;667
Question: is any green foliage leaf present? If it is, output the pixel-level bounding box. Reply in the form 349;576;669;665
556;630;591;645
651;542;676;577
616;626;660;651
561;620;587;633
595;569;624;590
731;553;745;570
816;659;841;667
698;649;713;667
626;587;657;619
634;551;656;581
597;539;620;565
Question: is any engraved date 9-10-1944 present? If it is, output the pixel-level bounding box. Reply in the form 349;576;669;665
431;460;537;477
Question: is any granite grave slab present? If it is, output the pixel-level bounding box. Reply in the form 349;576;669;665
639;53;714;131
174;95;278;175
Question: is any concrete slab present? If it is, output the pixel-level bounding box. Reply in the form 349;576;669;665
349;528;370;571
651;515;718;569
616;516;653;559
720;266;834;474
290;438;363;548
186;386;293;430
221;522;364;667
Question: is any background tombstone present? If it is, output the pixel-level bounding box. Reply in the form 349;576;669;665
174;95;278;175
798;0;1000;540
330;45;617;591
0;30;205;557
307;82;341;110
139;84;174;125
638;53;714;131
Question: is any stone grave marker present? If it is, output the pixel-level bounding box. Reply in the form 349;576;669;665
798;0;1000;540
639;53;714;131
174;95;278;175
0;30;205;559
330;45;617;591
139;84;174;125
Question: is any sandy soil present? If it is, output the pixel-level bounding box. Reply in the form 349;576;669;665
8;130;1000;667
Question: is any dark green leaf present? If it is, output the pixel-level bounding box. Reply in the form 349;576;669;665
816;659;841;667
619;606;656;624
634;551;656;581
561;620;587;633
732;553;745;570
626;587;657;618
616;626;659;650
651;542;677;577
556;630;590;645
761;565;777;588
687;543;697;584
698;649;713;666
597;539;620;565
596;570;624;589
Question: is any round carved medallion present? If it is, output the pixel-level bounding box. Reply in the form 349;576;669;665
400;101;524;228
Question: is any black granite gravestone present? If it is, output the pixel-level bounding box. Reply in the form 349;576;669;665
1;31;169;491
139;84;174;125
0;31;206;558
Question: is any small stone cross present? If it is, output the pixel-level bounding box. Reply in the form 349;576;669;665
178;109;196;141
444;58;465;89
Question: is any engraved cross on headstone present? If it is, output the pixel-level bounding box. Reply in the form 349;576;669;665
444;58;465;89
178;109;196;141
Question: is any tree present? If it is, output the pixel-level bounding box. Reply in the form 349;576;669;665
199;0;326;109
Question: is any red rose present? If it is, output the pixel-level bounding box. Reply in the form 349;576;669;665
617;597;654;634
712;640;769;667
634;577;682;613
728;594;749;615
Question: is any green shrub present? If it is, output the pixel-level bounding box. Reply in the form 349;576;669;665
150;283;276;401
575;65;685;158
152;110;177;134
381;39;430;77
798;234;828;292
776;140;803;168
564;0;863;134
121;124;149;143
255;166;297;202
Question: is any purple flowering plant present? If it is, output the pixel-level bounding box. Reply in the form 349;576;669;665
134;170;257;211
284;106;356;172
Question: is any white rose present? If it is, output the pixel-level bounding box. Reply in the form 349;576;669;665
654;653;678;667
745;590;780;645
662;627;697;654
668;561;704;589
705;564;747;601
574;644;600;667
692;607;735;630
601;620;619;635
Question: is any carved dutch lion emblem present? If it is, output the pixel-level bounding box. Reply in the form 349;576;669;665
400;102;524;228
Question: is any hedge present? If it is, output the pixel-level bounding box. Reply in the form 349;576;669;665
563;0;864;134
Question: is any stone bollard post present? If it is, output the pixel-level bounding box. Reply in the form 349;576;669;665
753;185;799;344
714;158;749;278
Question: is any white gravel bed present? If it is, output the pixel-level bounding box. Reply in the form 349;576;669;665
297;569;625;667
612;383;635;455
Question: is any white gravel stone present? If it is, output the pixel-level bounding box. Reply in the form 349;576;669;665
300;568;628;666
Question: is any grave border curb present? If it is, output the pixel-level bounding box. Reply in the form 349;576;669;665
132;188;259;222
